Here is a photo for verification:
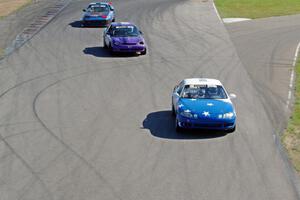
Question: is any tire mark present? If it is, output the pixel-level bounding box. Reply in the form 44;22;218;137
0;134;53;200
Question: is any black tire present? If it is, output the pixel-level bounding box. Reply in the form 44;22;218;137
172;104;175;116
103;40;107;49
112;18;115;22
175;118;182;132
226;125;236;133
81;22;85;27
141;48;147;55
109;44;116;56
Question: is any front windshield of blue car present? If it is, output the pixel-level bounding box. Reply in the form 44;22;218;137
88;5;109;12
181;85;227;99
111;25;140;37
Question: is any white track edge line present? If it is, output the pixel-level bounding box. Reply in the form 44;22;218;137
286;42;300;109
212;1;222;22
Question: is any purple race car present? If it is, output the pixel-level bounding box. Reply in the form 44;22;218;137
103;22;147;55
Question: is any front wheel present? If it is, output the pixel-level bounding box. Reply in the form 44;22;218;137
103;40;107;48
175;118;182;132
172;104;175;116
141;48;147;55
226;125;236;133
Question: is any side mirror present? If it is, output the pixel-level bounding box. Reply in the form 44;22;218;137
139;31;143;35
82;9;86;12
110;8;114;11
229;93;237;99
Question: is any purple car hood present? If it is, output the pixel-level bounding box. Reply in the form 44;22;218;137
112;36;143;44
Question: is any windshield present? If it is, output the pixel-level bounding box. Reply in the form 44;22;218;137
181;85;227;99
88;5;109;13
111;25;140;37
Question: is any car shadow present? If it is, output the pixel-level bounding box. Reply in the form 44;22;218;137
83;46;140;58
69;21;83;28
69;21;106;28
142;110;227;140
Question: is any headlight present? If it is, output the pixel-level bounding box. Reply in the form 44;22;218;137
180;110;197;118
113;41;120;45
222;112;234;119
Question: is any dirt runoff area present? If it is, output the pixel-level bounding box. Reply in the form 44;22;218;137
0;0;32;18
0;0;68;58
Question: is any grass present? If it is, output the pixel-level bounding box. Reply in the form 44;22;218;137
0;0;32;18
214;0;300;19
283;60;300;175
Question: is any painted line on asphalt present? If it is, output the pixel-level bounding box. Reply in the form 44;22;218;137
223;18;251;23
4;0;72;58
212;1;221;22
286;42;300;109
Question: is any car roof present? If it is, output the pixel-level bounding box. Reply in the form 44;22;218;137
182;78;223;86
111;22;135;26
89;2;110;6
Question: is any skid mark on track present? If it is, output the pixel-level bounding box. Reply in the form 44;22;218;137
0;134;54;200
32;72;124;200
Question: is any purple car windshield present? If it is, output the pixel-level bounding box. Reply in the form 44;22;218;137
111;26;140;37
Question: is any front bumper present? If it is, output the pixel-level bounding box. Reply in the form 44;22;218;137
177;115;236;130
82;18;111;26
111;44;146;53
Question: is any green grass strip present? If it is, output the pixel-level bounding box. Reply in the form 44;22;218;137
215;0;300;19
283;60;300;174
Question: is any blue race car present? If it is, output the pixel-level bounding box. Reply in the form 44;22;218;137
82;2;115;27
172;78;236;133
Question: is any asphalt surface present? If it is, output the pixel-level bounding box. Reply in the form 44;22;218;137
0;0;67;55
0;0;299;199
226;14;300;133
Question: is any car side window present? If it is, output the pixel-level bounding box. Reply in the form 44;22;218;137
107;26;114;35
177;84;184;95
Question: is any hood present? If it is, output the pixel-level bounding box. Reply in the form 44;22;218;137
178;98;234;115
112;36;143;45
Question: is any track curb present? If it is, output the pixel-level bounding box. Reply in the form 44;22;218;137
1;0;72;61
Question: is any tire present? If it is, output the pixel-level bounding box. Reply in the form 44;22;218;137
226;125;236;133
141;48;147;55
172;104;175;116
109;44;116;56
103;40;107;48
112;18;115;22
175;118;182;132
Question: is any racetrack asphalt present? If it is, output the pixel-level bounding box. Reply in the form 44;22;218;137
0;0;299;199
0;0;68;56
